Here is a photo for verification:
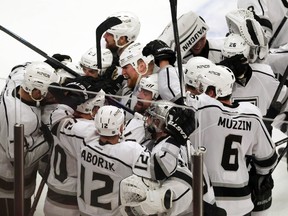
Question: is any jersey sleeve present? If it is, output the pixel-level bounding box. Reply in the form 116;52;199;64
158;65;182;102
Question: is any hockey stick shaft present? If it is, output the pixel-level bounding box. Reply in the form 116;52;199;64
28;161;50;216
275;136;288;147
0;25;80;77
96;17;122;69
271;143;288;173
267;64;288;115
169;0;184;104
0;24;134;114
268;10;288;48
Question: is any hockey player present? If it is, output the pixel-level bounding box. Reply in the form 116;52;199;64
79;46;113;79
77;104;196;215
0;61;59;216
139;100;226;216
118;42;155;119
220;33;288;121
185;63;277;216
158;10;224;64
44;83;105;216
103;11;141;66
123;73;160;144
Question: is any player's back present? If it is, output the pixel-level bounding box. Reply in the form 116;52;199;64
77;139;148;216
188;93;275;215
231;63;286;115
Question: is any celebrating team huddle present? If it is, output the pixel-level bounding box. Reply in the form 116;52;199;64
1;0;288;215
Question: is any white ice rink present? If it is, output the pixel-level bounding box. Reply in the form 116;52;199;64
1;0;288;215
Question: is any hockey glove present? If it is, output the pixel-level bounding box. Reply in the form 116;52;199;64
204;202;227;216
165;106;197;146
48;82;87;110
218;54;248;78
142;39;176;67
249;170;274;211
40;123;54;148
44;53;72;70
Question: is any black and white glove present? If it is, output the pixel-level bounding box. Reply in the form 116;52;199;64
249;169;274;211
65;73;124;95
142;39;176;67
40;123;54;148
48;82;87;110
218;54;248;78
44;53;72;70
165;106;197;146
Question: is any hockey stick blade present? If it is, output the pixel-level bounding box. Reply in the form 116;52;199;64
0;25;80;78
96;16;122;69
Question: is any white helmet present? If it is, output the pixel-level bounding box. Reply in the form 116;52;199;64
198;65;235;98
184;57;215;88
106;11;141;48
119;42;153;75
95;105;125;136
76;89;105;116
145;100;174;133
22;61;60;101
139;74;159;100
80;47;113;74
158;10;209;57
222;33;250;59
57;61;82;84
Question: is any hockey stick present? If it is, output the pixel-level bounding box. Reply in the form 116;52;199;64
271;143;288;173
94;16;134;115
0;25;80;77
275;136;288;147
0;24;134;115
169;0;184;104
28;160;50;216
268;10;288;48
266;64;288;117
96;16;122;70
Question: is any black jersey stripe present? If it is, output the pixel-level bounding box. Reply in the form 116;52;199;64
213;184;250;198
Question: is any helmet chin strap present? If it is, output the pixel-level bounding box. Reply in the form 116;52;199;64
30;92;44;107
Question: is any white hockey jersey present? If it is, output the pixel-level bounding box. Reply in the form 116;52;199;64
158;65;182;102
151;136;216;216
183;37;225;64
186;93;277;216
77;136;183;216
44;104;98;215
231;63;288;116
0;66;50;199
